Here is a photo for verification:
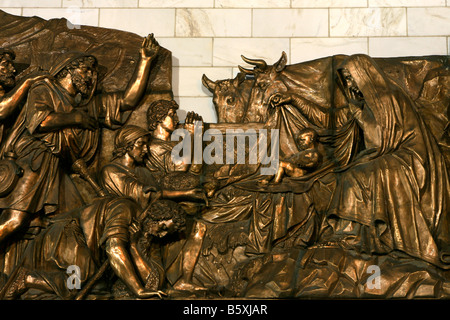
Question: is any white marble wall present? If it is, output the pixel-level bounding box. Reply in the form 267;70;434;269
1;0;449;122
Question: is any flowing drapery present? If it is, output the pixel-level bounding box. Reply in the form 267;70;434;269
325;54;450;268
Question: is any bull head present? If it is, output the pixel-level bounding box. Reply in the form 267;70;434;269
238;51;287;75
238;52;289;123
202;73;247;123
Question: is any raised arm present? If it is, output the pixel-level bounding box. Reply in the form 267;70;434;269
0;72;49;120
121;34;160;111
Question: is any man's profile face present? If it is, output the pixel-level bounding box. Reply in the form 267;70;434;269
70;62;97;98
160;108;179;133
128;136;148;164
0;55;16;89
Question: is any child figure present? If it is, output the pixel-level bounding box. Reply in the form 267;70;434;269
262;128;321;184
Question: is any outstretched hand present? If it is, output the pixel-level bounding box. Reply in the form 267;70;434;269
153;290;168;299
141;33;160;60
27;69;52;83
136;289;168;299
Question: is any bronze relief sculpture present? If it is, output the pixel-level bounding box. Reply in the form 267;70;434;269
0;10;449;301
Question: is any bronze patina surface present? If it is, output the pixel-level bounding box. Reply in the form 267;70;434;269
0;10;449;300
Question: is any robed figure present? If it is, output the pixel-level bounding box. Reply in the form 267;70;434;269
0;34;160;275
323;54;450;268
0;53;127;215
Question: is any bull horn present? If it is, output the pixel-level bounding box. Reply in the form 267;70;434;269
238;65;254;75
241;55;267;71
202;74;216;93
274;51;288;72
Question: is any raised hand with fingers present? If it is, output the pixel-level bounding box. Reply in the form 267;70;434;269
141;33;160;61
184;111;203;134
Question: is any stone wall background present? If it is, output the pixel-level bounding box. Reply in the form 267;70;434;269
1;0;449;123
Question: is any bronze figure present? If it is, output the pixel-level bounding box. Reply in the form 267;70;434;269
0;49;49;134
0;34;159;247
261;128;322;184
0;10;449;300
1;195;183;299
0;49;50;199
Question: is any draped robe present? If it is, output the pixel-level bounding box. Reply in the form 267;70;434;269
0;65;130;217
325;54;450;268
100;162;151;210
19;196;140;299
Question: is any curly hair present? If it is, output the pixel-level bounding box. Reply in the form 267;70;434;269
143;199;186;232
55;55;97;80
146;99;179;131
0;48;15;61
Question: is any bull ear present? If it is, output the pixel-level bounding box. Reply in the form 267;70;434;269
233;72;246;86
202;74;216;93
274;51;287;72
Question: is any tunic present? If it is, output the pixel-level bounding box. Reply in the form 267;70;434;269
100;162;151;210
0;79;130;216
21;196;140;299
